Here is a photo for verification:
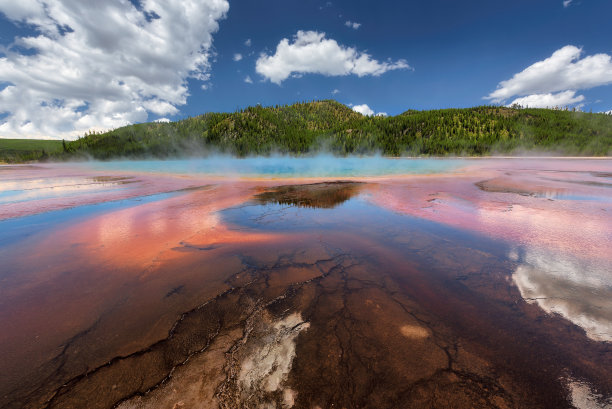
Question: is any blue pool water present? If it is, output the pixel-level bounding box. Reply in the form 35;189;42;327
73;156;468;178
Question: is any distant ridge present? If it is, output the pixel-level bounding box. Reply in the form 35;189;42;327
3;100;612;162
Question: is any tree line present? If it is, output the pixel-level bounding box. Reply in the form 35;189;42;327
28;100;612;160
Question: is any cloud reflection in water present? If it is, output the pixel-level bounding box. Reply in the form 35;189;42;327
511;247;612;342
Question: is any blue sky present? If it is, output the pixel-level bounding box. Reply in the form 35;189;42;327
0;0;611;139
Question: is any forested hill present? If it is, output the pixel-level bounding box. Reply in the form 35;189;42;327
56;100;612;159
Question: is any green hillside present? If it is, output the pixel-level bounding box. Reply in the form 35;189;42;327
16;100;612;161
0;139;63;163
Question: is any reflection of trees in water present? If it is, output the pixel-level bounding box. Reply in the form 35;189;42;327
254;181;363;209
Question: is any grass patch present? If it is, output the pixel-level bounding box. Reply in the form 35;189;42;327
0;139;63;163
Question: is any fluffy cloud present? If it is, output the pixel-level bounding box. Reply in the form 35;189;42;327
486;46;612;107
352;104;375;116
351;103;386;117
233;53;243;62
345;21;361;29
244;75;253;84
256;30;410;85
563;0;573;7
509;90;585;108
0;0;229;139
245;38;252;47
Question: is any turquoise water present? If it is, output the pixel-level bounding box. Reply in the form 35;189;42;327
74;157;467;178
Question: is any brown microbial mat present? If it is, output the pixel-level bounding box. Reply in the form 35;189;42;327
254;181;364;208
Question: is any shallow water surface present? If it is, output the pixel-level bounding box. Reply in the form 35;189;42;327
74;156;466;178
0;158;611;409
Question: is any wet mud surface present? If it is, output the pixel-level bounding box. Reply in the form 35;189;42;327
1;161;612;409
254;181;363;208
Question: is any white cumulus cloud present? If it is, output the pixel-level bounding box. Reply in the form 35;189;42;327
233;53;243;61
345;21;361;29
255;30;410;85
485;46;612;107
509;90;585;108
244;75;253;84
352;104;375;116
351;103;386;117
563;0;573;7
0;0;229;139
244;38;252;47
